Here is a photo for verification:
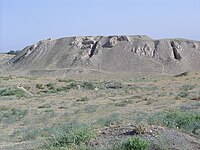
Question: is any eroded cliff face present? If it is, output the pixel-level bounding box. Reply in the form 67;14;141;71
3;35;200;76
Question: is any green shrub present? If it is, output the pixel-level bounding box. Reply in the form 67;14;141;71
38;104;51;109
19;128;42;141
97;113;120;126
84;105;97;113
77;96;89;102
0;87;26;98
46;83;55;89
122;137;148;150
82;82;95;90
55;86;66;92
66;82;78;89
46;87;68;93
47;89;57;93
180;84;195;91
0;76;13;81
149;110;200;136
0;107;27;123
36;84;44;89
115;99;133;107
44;123;95;148
177;91;189;98
58;79;76;83
176;84;195;98
6;50;20;55
111;137;148;150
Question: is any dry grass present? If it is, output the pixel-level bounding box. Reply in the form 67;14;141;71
0;72;199;149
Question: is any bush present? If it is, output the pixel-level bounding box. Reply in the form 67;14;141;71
36;84;44;89
180;84;195;91
176;84;195;98
66;82;78;89
115;99;133;107
18;128;42;141
111;137;148;150
82;82;95;90
58;79;75;83
0;107;27;123
149;110;200;136
84;105;97;113
121;137;148;150
77;96;89;102
44;123;95;148
6;50;20;55
0;87;26;98
177;91;189;98
97;113;120;126
46;83;55;89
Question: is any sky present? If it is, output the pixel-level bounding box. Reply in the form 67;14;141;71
0;0;200;52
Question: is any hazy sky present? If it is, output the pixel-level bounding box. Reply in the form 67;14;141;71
0;0;200;52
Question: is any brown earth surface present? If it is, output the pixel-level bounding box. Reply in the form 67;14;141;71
1;35;200;76
0;35;200;150
0;72;199;150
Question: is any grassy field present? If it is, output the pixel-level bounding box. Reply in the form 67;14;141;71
0;72;200;150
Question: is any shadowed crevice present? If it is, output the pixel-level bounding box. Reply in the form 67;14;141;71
89;41;98;58
171;41;182;60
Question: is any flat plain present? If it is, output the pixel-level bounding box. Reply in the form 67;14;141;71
0;72;200;150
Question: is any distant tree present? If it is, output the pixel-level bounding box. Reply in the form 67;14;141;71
6;50;20;55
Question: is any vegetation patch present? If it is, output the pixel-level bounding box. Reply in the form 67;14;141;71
111;137;149;150
81;81;95;90
14;127;43;141
97;113;121;126
36;84;45;89
46;83;55;89
115;99;133;107
77;96;89;102
42;123;95;149
66;82;78;89
84;105;97;113
58;79;76;83
0;76;13;81
176;84;195;98
149;110;200;136
0;107;27;124
177;91;189;98
37;82;69;94
6;50;20;55
38;104;51;109
0;87;26;98
180;84;195;91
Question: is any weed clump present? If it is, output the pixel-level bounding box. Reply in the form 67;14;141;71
82;81;95;90
66;82;78;89
112;137;148;150
149;110;200;136
46;83;55;89
176;84;195;98
97;113;120;126
36;84;44;89
58;79;75;83
0;87;26;98
0;107;27;123
43;123;95;149
77;96;89;102
180;84;195;91
177;91;189;98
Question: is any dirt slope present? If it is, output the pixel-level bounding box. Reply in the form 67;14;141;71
2;35;200;76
